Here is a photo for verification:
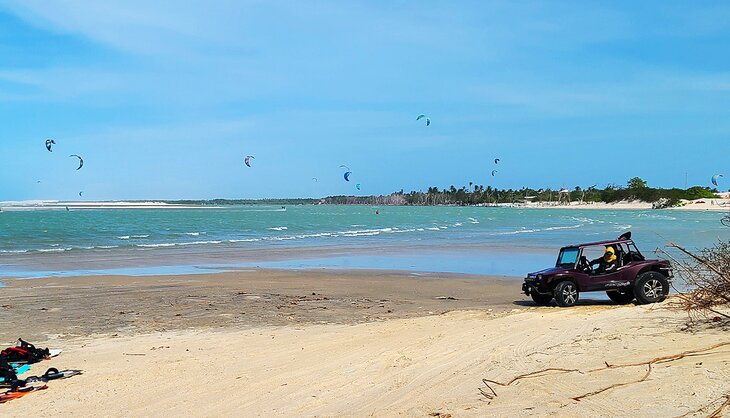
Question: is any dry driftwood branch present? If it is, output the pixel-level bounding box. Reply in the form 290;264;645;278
587;341;730;372
480;342;730;402
572;364;651;401
661;246;730;300
668;243;728;283
659;242;730;319
576;342;730;401
479;368;580;400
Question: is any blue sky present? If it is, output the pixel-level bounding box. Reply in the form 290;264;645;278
0;1;729;200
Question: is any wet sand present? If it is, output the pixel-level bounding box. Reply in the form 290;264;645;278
0;269;519;342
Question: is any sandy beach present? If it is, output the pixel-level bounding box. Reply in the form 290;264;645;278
519;197;730;212
1;270;728;417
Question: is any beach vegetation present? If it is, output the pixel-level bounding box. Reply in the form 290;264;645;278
316;179;718;206
662;242;730;321
161;179;718;207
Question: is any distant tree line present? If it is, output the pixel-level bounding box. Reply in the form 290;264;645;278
320;177;719;207
166;178;719;207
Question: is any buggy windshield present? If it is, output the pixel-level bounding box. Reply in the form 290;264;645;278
557;247;579;268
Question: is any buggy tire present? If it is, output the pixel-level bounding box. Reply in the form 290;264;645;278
634;272;669;304
606;289;634;304
531;292;553;306
554;281;579;307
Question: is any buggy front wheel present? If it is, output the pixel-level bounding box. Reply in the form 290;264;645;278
554;281;579;307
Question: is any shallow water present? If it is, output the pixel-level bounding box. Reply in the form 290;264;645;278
0;205;728;278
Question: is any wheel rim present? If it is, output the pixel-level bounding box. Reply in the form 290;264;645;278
643;279;663;299
562;284;577;304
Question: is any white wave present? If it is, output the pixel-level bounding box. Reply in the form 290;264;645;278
81;245;120;250
426;227;440;231
492;228;541;235
0;249;29;254
268;226;288;231
178;240;223;246
341;231;381;237
339;228;393;235
453;222;463;227
492;224;583;236
184;232;206;236
543;224;583;231
136;243;176;248
468;217;480;224
117;235;149;240
567;216;603;224
636;214;677;220
37;247;72;253
294;233;334;239
230;232;335;243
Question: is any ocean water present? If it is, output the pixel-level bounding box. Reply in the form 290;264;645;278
0;205;728;279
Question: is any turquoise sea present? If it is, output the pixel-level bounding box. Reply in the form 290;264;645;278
1;206;728;279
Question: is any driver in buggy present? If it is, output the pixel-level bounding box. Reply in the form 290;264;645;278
591;246;618;274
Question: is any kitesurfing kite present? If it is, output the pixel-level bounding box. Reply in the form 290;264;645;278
712;173;724;187
79;191;83;197
344;171;352;182
491;170;498;177
356;183;361;190
69;155;84;170
416;114;431;126
312;177;318;182
244;155;255;168
494;158;500;164
45;139;55;152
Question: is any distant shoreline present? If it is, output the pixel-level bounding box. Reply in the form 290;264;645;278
0;201;211;211
2;198;728;211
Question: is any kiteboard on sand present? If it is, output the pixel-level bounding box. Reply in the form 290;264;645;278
24;368;82;384
0;383;48;404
